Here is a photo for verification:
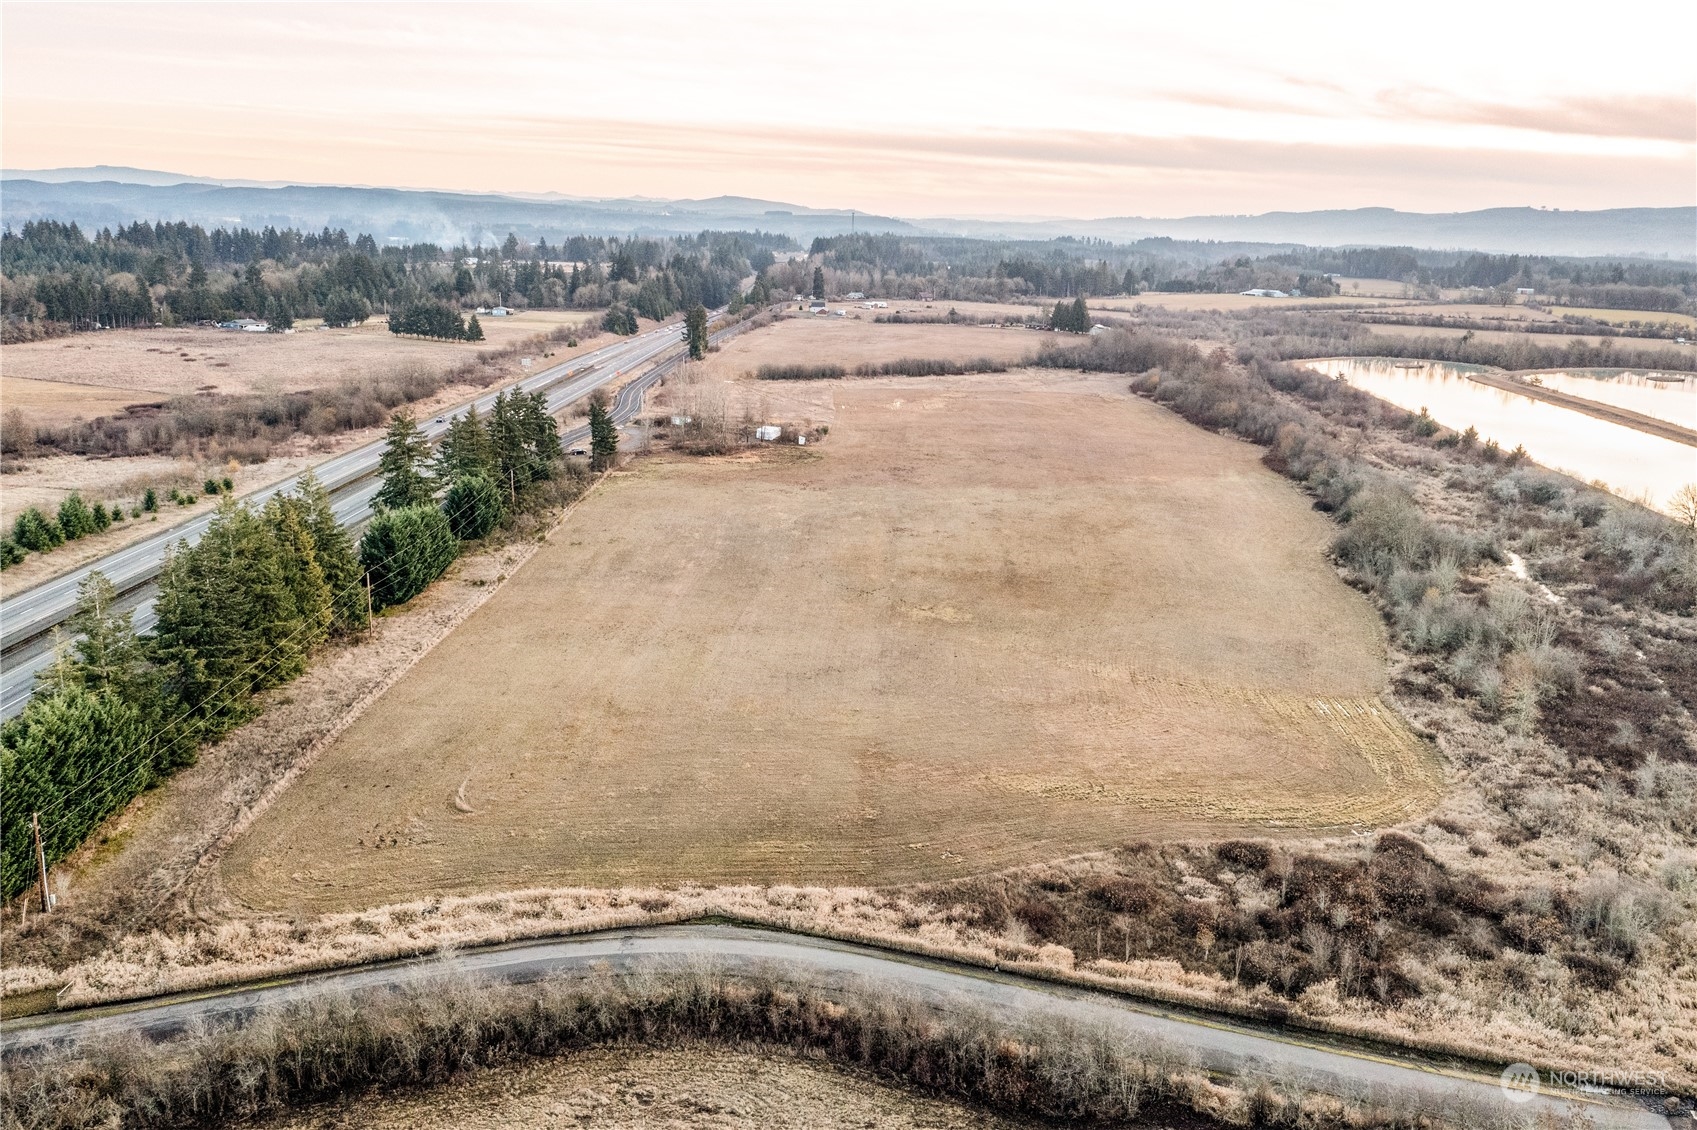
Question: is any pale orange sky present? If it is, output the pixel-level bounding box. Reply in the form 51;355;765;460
3;1;1693;217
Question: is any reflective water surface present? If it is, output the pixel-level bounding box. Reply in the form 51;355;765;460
1305;358;1696;512
1518;368;1696;429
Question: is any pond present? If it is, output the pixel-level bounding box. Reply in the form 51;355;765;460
1518;367;1696;429
1305;358;1695;513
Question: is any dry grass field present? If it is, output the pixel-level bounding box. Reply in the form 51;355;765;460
223;368;1440;911
0;309;596;399
704;312;1048;377
1359;321;1697;357
1101;292;1387;313
0;375;161;429
254;1046;1037;1130
1553;305;1696;329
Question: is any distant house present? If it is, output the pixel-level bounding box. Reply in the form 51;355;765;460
808;299;827;313
1238;289;1288;298
861;300;888;309
488;306;511;316
844;291;865;300
1515;287;1535;295
461;257;480;267
217;318;267;331
1088;323;1109;335
755;425;782;441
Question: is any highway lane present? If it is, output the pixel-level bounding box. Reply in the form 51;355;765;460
1;924;1668;1129
0;319;691;719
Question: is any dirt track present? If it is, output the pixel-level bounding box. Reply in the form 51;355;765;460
223;369;1440;910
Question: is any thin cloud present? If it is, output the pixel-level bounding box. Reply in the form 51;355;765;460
1381;90;1695;142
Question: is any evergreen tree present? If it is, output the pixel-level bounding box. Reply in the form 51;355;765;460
375;411;437;510
436;407;497;482
465;312;485;341
685;304;709;360
58;494;98;540
269;304;294;331
359;505;457;609
293;471;369;634
444;474;504;540
152;499;311;720
49;572;163;708
322;289;371;327
262;493;334;652
1;683;154;898
812;265;825;299
519;390;563;468
1071;296;1089;331
588;389;619;471
12;507;63;551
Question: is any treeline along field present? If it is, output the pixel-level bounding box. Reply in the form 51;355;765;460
1;220;784;340
0;390;587;900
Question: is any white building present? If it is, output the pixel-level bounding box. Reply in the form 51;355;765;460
755;425;782;441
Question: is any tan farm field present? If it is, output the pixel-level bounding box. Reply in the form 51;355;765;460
0;309;597;400
706;312;1048;377
1359;321;1697;358
224;368;1441;911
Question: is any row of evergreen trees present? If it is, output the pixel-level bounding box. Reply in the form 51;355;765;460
388;302;484;341
3;494;131;568
1049;296;1093;333
0;475;368;897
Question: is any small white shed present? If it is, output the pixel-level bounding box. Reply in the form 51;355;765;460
755;425;782;441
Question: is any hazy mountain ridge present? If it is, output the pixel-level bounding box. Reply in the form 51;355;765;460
3;169;1691;258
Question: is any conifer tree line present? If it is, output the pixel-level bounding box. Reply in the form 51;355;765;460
2;220;792;339
685;304;709;360
1050;296;1092;333
388;302;484;341
1;391;585;899
0;474;367;898
763;232;1695;312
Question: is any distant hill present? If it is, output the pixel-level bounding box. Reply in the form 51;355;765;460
3;168;1691;258
921;207;1697;259
0;175;918;246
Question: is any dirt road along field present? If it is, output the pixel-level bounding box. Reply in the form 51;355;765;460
224;369;1441;911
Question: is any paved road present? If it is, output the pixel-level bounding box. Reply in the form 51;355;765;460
0;317;706;719
0;924;1668;1128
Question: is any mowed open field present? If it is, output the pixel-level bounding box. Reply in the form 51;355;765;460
0;309;596;400
224;369;1441;911
0;376;159;428
705;313;1048;378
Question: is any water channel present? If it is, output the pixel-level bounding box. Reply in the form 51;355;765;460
1305;358;1695;512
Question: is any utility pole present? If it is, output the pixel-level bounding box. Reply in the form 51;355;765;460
32;812;50;912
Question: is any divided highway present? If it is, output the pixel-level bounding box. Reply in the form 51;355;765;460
0;317;699;719
1;925;1669;1129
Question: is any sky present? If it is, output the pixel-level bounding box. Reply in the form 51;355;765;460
3;1;1694;218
